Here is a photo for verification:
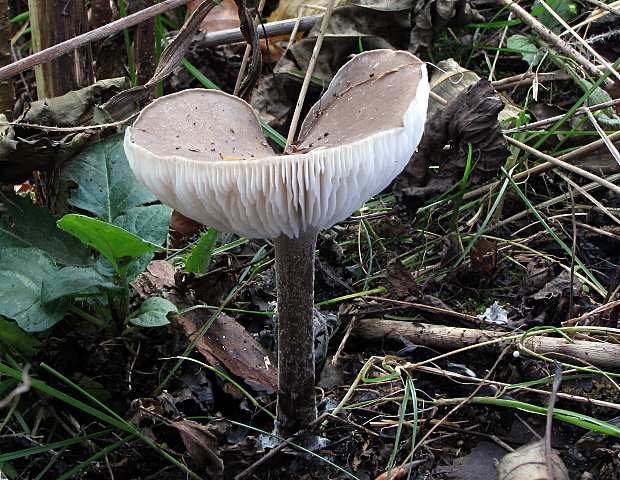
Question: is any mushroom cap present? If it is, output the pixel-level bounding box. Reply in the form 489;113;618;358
124;49;429;239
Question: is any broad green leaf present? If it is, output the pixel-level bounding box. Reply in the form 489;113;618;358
0;315;41;357
41;266;120;303
71;372;112;404
57;214;164;275
185;227;218;273
60;134;157;223
130;296;177;327
0;248;68;332
506;35;541;66
0;193;90;265
113;204;172;246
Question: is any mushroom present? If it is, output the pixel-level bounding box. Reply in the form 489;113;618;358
124;48;429;438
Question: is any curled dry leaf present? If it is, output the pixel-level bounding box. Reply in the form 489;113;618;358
393;78;510;217
166;418;224;478
408;0;483;53
0;78;130;183
427;58;480;118
428;59;521;121
496;439;569;480
519;268;584;327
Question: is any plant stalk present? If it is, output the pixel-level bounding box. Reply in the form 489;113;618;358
274;227;319;437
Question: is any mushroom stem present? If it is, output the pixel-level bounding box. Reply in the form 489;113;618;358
274;227;319;437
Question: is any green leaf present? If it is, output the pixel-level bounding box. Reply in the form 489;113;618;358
113;205;173;279
41;266;120;303
130;296;177;327
506;35;542;66
185;227;218;273
532;0;576;33
60;134;158;223
0;248;68;332
57;214;164;275
0;193;90;265
113;204;172;246
576;79;620;127
0;315;41;357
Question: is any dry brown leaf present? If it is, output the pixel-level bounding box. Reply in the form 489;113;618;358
188;0;239;32
409;0;483;53
166;418;224;478
175;312;278;392
428;59;480;118
268;0;347;22
496;439;569;480
393;78;510;217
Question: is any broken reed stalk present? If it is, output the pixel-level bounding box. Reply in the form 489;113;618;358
351;319;620;370
285;0;338;148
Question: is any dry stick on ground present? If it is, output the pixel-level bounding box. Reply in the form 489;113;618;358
494;0;606;83
464;133;620;201
351;319;620;370
492;69;572;91
505;136;620;196
506;97;620;132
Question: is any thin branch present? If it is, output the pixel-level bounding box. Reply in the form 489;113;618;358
504;136;620;196
494;0;605;82
0;0;195;80
0;0;321;82
285;0;337;148
537;0;620;83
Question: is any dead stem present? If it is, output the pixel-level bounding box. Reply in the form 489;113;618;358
505;136;620;196
494;0;605;82
464;131;620;202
